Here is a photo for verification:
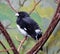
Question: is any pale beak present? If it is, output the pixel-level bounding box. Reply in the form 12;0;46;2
15;13;19;16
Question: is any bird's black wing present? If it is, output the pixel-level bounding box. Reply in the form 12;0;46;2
22;17;41;40
23;17;40;30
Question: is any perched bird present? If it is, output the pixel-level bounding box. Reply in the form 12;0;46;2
16;11;42;40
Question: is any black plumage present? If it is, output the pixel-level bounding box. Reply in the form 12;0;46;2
16;11;42;40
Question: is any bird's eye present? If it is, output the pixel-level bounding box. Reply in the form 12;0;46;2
15;13;19;16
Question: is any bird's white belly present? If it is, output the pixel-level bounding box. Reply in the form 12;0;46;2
17;25;29;36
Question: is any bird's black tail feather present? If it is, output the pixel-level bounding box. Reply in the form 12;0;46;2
37;32;42;40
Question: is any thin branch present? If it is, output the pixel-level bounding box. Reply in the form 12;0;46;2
0;41;9;54
6;0;18;12
17;36;27;52
6;27;16;29
27;2;60;54
0;47;13;52
19;0;27;6
0;28;15;34
19;0;21;6
23;0;27;6
29;0;41;15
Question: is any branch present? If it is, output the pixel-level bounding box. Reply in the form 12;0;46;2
0;47;13;52
19;0;22;6
17;36;27;52
23;0;27;6
0;41;9;54
19;0;27;6
27;2;60;54
0;22;19;54
0;30;1;34
55;0;60;4
6;0;18;12
29;0;41;15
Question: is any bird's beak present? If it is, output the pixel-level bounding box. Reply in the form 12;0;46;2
15;13;19;16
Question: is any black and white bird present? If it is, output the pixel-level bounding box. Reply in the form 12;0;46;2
16;11;42;40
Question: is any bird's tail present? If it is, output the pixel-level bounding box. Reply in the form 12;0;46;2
37;32;42;40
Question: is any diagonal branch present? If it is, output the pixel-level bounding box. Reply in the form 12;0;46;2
6;0;18;12
0;41;9;54
29;0;41;15
19;0;27;6
23;0;27;6
0;47;13;53
27;2;60;54
17;36;27;52
0;22;19;54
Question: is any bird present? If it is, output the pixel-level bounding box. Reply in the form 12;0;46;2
16;11;42;40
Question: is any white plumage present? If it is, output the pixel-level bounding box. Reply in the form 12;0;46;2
17;25;30;37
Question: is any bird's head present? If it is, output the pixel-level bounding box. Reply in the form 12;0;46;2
15;11;29;18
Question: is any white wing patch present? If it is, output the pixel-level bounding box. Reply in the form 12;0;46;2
24;28;27;30
17;25;28;36
35;29;41;33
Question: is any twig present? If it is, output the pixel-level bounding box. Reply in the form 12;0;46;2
17;36;27;52
19;0;27;6
29;0;41;15
27;2;60;54
0;47;13;52
6;0;18;12
23;0;27;6
0;41;9;54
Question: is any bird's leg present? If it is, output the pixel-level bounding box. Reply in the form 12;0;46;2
17;36;28;52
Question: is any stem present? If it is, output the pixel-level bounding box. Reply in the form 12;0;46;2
17;36;27;52
29;0;41;15
0;41;9;54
